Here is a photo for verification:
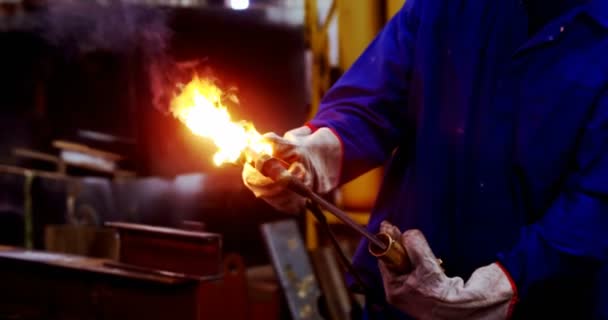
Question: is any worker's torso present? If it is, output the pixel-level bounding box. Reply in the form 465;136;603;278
353;1;608;318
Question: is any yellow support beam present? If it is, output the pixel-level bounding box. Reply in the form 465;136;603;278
386;0;406;21
335;0;384;217
304;0;387;250
336;0;383;70
305;0;336;120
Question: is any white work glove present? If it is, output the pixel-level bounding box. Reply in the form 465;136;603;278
379;221;517;320
242;126;342;214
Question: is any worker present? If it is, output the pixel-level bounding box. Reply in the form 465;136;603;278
243;0;608;318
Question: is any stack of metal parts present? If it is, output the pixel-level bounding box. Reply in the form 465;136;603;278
0;161;285;265
0;221;254;320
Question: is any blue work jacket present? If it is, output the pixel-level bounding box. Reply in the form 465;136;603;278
308;0;608;318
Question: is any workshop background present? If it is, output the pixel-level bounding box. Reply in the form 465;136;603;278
0;0;404;319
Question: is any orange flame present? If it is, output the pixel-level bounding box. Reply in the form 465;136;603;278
170;76;272;165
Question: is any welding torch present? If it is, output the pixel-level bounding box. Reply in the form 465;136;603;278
250;152;412;274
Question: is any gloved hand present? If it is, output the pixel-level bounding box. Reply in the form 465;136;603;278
378;221;517;320
242;126;342;214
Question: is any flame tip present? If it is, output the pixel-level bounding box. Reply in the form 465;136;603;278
170;75;272;166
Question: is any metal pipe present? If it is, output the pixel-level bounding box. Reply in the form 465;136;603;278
291;177;387;250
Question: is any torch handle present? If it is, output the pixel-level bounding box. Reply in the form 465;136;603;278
256;154;291;182
255;154;412;274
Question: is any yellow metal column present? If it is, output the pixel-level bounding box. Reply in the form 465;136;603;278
305;0;335;249
336;0;383;70
305;0;389;250
386;0;406;21
335;0;383;217
305;0;336;120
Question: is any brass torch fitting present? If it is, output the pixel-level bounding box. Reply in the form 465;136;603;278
368;232;412;274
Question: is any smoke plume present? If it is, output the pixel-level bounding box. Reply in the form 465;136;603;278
42;0;175;112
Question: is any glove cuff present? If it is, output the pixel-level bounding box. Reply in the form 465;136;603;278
495;262;519;319
304;122;317;133
304;123;343;194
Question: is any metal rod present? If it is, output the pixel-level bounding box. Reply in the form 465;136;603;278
307;187;387;250
253;153;388;251
286;178;387;250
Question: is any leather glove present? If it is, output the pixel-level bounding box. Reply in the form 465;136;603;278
379;221;517;320
242;126;342;214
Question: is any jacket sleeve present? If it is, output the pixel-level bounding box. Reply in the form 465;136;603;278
498;91;608;302
307;0;421;184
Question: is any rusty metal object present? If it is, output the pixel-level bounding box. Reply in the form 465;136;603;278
106;222;222;279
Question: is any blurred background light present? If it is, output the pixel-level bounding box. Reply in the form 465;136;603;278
229;0;249;10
